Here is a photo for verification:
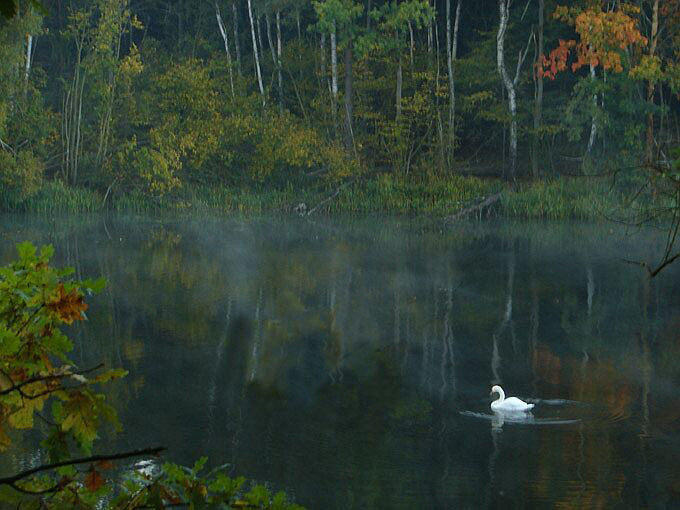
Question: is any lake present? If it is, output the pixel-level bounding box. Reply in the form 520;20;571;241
1;214;679;509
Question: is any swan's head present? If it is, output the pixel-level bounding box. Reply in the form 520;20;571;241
490;385;503;397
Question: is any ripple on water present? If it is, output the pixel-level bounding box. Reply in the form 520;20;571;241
458;411;581;426
465;397;631;429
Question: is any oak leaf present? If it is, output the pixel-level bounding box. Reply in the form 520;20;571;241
47;284;88;324
84;466;105;492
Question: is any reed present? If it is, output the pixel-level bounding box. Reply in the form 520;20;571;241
1;175;625;220
501;178;620;220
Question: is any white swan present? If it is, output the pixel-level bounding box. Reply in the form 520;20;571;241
490;385;534;412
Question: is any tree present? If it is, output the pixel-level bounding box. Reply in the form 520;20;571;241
531;0;544;178
540;3;648;159
313;0;363;148
496;0;532;180
215;1;236;97
0;1;48;199
247;0;265;103
446;0;462;165
0;242;305;508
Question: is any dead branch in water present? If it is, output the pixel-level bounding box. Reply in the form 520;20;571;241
445;191;503;222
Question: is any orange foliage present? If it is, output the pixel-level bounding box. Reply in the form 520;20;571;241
540;4;647;79
47;284;88;324
84;466;105;492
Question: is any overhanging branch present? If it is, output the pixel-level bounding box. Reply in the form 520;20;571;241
0;446;166;488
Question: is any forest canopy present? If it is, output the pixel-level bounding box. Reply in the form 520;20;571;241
0;0;677;199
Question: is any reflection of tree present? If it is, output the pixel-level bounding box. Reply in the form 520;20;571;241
491;251;515;384
1;216;680;508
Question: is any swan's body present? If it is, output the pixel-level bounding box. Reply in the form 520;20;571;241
490;385;534;412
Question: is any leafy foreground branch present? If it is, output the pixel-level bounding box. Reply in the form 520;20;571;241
0;242;304;509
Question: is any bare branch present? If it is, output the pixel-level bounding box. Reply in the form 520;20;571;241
0;447;166;488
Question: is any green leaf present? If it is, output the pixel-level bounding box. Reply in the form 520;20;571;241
16;241;36;261
39;244;54;260
192;456;208;474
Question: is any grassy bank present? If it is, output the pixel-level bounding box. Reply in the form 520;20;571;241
0;175;627;220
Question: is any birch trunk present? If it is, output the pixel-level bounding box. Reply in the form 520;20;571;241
256;16;264;64
447;0;461;164
435;20;445;166
330;23;339;135
62;35;86;185
276;11;283;110
587;63;597;155
25;34;33;81
265;12;276;66
216;2;235;97
232;2;242;75
531;0;544;178
497;0;529;180
396;46;403;120
427;0;433;53
344;41;355;153
320;33;327;90
247;0;265;103
451;0;460;152
408;21;414;70
645;0;659;164
296;11;301;43
446;0;452;148
96;28;122;171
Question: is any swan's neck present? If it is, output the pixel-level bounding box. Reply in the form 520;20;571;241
496;387;505;402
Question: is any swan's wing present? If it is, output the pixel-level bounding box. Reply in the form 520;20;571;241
503;397;534;410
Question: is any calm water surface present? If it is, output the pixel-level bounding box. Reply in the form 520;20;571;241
1;214;680;509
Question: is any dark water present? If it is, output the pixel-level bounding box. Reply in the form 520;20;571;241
2;214;680;509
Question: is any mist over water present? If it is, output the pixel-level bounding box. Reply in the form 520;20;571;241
1;214;680;509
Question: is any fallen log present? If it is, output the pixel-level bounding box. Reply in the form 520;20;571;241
445;191;503;222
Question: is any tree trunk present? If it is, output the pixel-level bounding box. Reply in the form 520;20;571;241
330;23;339;135
497;0;528;180
531;0;543;178
25;33;33;81
276;11;283;111
645;0;659;164
396;46;403;120
408;21;414;70
587;63;597;155
247;0;265;103
344;40;355;153
366;0;372;29
232;2;242;75
216;2;235;97
447;0;461;165
435;19;445;167
256;16;264;63
451;0;460;150
296;10;301;43
320;33;327;89
265;12;276;66
96;26;123;172
427;0;433;53
62;36;86;185
446;0;452;141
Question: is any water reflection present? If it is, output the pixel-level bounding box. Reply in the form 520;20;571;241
1;215;680;509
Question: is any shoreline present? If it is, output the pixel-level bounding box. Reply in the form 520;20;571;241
0;174;634;221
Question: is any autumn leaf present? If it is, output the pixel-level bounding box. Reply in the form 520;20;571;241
84;466;105;492
47;283;88;324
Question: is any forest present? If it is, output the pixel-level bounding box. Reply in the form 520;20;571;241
0;0;678;217
2;1;680;508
